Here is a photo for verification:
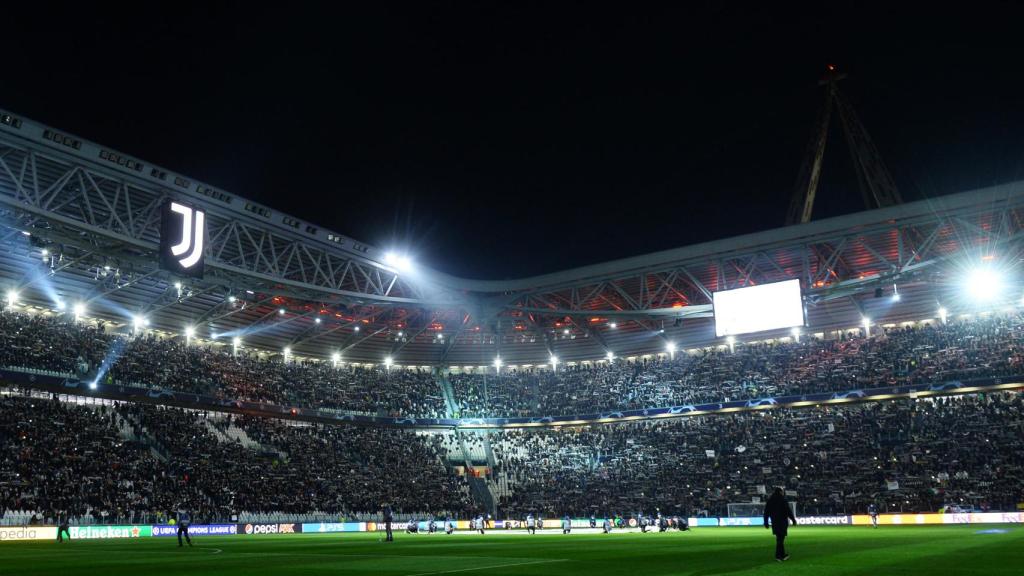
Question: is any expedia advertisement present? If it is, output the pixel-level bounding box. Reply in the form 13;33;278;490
153;524;237;537
0;526;58;541
69;525;152;539
238;523;302;535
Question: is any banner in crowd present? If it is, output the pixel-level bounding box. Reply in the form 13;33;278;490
69;525;152;539
0;526;58;541
152;524;237;537
301;522;365;533
238;523;302;535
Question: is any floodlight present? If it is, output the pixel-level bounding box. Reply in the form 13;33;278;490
938;307;948;324
5;290;17;306
283;346;291;355
791;327;801;342
609;322;617;329
228;295;237;303
384;252;413;272
563;329;570;335
493;356;503;369
315;317;321;324
56;300;66;311
606;351;614;361
232;336;241;347
174;281;182;290
133;315;148;329
331;352;341;364
549;355;559;368
353;326;360;332
384;356;393;368
73;302;86;318
666;342;677;354
279;308;286;315
184;326;196;338
966;268;1004;301
726;336;735;344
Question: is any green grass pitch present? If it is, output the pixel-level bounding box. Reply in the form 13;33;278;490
5;526;1022;575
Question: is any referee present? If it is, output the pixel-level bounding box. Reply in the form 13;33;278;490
177;507;193;547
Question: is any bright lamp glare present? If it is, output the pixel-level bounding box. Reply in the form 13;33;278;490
73;302;86;317
232;337;241;347
606;351;614;361
384;356;393;367
666;342;677;354
331;352;341;363
185;326;195;338
966;268;1004;301
493;356;502;368
283;346;291;355
384;252;413;272
5;290;17;306
133;315;148;328
549;355;558;367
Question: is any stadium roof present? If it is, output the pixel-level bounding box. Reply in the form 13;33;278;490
2;107;1023;366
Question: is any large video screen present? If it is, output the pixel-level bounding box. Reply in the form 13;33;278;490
712;279;804;337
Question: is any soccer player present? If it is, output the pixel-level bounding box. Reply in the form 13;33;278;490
763;488;797;562
56;510;70;543
589;514;597;529
526;513;536;535
868;503;879;528
561;515;571;534
383;504;394;542
476;514;485;534
177;508;192;547
429;518;437;534
639;513;648;533
602;517;612;533
445;518;455;535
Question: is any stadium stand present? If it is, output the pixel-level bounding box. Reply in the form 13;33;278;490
2;310;1023;525
2;310;1022;419
490;392;1024;517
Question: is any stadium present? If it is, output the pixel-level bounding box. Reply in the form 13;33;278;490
3;5;1024;576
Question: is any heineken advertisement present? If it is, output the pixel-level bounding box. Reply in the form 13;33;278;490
69;525;152;539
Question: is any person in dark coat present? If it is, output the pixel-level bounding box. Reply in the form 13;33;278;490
383;505;394;542
763;488;797;561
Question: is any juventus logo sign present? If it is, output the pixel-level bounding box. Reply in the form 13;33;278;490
159;201;206;277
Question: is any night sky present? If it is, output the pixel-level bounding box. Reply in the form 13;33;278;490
3;2;1023;279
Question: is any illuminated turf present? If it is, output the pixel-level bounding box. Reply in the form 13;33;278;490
4;526;1023;575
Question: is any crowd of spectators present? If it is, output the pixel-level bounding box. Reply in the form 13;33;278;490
0;396;173;525
1;396;474;525
452;312;1024;417
0;311;444;418
491;392;1024;517
1;310;1022;419
4;390;1020;525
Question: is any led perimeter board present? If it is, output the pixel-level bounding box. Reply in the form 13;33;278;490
712;278;804;337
